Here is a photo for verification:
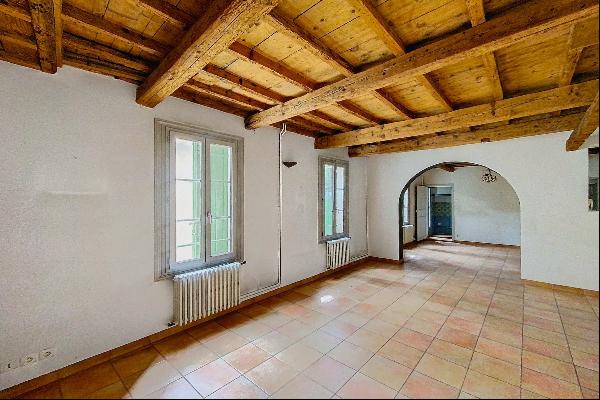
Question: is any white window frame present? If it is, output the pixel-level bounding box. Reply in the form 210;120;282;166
318;157;350;243
402;189;411;226
155;120;244;280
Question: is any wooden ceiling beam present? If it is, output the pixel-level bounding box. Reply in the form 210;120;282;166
267;10;413;121
136;0;194;29
0;50;40;70
28;0;62;73
344;0;453;112
566;92;599;151
0;0;31;22
316;80;598;149
571;16;600;50
465;0;504;101
246;0;598;130
0;29;37;50
349;113;584;157
136;0;280;108
63;52;146;82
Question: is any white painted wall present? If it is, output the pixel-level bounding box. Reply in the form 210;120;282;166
368;133;599;291
0;63;367;389
419;166;521;246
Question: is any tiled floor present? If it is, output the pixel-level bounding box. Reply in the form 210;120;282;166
20;241;599;399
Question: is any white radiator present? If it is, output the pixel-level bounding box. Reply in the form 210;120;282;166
326;238;351;270
173;262;241;326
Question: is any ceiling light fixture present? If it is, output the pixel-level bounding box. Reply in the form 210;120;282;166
481;168;498;183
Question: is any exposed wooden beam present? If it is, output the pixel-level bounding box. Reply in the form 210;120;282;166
63;51;146;82
344;0;453;112
566;92;599;151
267;10;413;121
62;4;168;57
349;113;584;157
137;0;279;108
559;23;586;87
246;0;598;129
465;0;504;101
28;0;62;73
0;50;40;70
570;16;600;50
0;0;31;22
0;29;37;50
136;0;194;28
316;80;598;149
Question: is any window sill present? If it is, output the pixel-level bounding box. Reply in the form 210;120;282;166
402;224;414;228
319;235;351;244
158;259;242;281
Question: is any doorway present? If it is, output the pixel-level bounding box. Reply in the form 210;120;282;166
415;185;453;242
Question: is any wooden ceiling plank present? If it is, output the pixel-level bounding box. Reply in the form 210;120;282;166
268;10;412;122
349;113;584;157
570;16;599;50
345;0;453;112
316;80;598;149
63;52;146;82
246;0;599;129
136;0;280;108
62;4;169;57
28;0;62;73
185;80;270;111
0;29;37;50
0;0;31;22
0;50;40;70
465;0;504;101
337;100;382;125
566;92;599;151
136;0;194;29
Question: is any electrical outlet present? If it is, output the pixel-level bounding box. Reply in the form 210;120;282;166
20;353;38;367
39;348;56;360
0;360;20;374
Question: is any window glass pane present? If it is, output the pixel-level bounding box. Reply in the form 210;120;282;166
335;166;345;234
210;143;233;256
323;163;335;236
403;190;410;225
175;139;202;263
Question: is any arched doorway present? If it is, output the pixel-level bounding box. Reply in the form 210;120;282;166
398;162;521;261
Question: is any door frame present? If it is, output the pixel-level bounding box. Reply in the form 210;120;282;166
425;184;455;239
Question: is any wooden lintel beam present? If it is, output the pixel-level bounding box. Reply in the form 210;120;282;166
566;92;599;151
136;0;194;28
137;0;279;108
349;113;584;157
246;0;598;129
465;0;504;101
28;0;62;73
316;80;598;149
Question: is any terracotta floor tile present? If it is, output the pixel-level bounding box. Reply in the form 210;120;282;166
185;359;241;397
275;342;323;371
572;350;600;372
437;326;479;350
475;336;521;365
346;327;389;353
377;309;412;326
523;350;578;383
299;329;344;353
112;347;164;380
462;370;520;399
481;323;523;348
251;330;294;356
525;314;565;333
155;337;218;375
360;355;412;390
378;339;424;369
427;339;473;367
231;320;273;341
520;388;547;399
245;357;298;395
362;318;401;339
207;376;267;399
338;372;397;399
523;336;573;363
415;353;467;389
187;322;227;342
85;381;131;399
444;316;484;336
577;366;600;392
142;378;200;399
393;328;434;351
329;340;374;370
21;383;64;400
469;352;521;386
303;355;356;392
399;371;460;399
277;320;316;341
271;374;333;399
222;343;271;373
122;360;182;398
252;310;293;329
321;318;361;340
60;362;121;398
201;330;249;357
522;368;583;399
524;325;568;347
405;317;443;337
581;387;600;399
569;336;600;356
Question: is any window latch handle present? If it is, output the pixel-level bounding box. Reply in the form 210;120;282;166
206;212;212;224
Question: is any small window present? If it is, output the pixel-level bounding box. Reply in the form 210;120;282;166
155;120;243;280
402;189;410;226
319;157;349;242
590;148;599;212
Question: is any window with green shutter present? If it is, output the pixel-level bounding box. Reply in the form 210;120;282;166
319;157;349;242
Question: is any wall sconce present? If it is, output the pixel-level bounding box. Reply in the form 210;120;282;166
282;161;298;168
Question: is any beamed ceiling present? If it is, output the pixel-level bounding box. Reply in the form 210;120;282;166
0;0;598;154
